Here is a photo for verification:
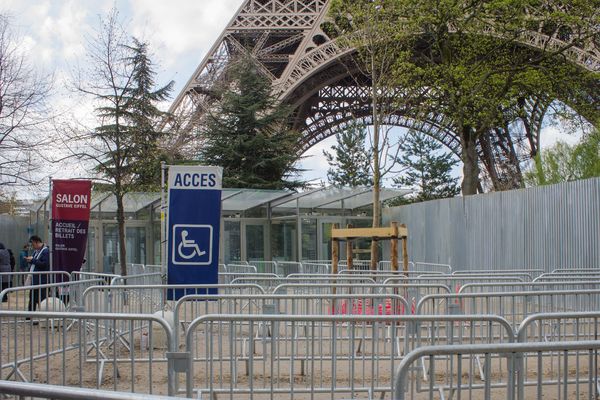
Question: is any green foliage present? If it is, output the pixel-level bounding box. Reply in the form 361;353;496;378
200;56;304;190
525;130;600;186
89;31;173;195
329;0;600;195
392;131;460;203
323;122;373;187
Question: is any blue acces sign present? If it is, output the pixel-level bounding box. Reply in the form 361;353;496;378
167;166;222;299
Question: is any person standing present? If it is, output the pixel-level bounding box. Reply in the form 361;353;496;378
24;235;49;311
0;242;15;302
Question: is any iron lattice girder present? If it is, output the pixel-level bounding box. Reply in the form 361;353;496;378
168;0;598;189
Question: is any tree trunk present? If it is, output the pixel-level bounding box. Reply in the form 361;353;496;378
116;192;128;277
370;58;381;271
460;125;480;195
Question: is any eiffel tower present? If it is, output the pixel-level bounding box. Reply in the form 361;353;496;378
168;0;599;191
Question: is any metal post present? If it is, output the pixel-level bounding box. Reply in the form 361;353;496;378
391;221;398;272
48;177;53;272
160;162;166;273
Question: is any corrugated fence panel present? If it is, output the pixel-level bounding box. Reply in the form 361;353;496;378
384;177;600;272
0;215;30;255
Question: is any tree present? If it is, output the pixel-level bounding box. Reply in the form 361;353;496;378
323;122;372;187
392;130;460;203
66;11;173;276
525;130;600;186
200;55;304;190
330;0;600;196
0;14;51;187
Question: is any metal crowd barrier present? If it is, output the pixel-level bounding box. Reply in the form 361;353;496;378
533;273;600;282
459;281;600;293
552;268;600;274
416;289;600;329
128;263;146;276
247;260;278;274
0;271;71;291
451;271;534;281
224;264;257;274
110;272;163;286
452;268;544;278
0;310;176;396
394;340;600;400
172;293;411;345
0;279;103;312
300;262;330;274
516;312;600;400
275;261;303;276
218;272;273;284
82;284;265;315
71;271;118;285
182;313;513;398
414;262;452;273
0;380;180;400
384;275;525;291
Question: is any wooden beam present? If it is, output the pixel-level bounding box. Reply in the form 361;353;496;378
391;222;398;272
331;226;408;240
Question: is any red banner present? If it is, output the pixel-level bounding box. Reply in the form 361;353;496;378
51;180;92;274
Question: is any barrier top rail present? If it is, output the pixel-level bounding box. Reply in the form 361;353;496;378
383;275;525;285
452;269;544;276
516;311;600;341
0;271;71;279
552;268;600;273
0;279;104;304
459;280;600;293
0;381;181;400
416;288;600;314
110;272;163;285
452;271;533;280
414;261;452;273
184;312;514;335
72;271;119;279
82;283;265;304
393;339;600;400
337;269;444;276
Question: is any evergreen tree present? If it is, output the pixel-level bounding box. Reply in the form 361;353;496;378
200;56;304;190
123;38;174;190
71;11;173;275
393;131;460;203
323;122;372;187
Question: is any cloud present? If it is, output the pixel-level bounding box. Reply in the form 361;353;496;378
128;0;244;67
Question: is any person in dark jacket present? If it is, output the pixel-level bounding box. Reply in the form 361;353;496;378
24;235;49;311
0;242;15;302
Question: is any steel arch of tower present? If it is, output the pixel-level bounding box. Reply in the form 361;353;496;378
168;0;599;190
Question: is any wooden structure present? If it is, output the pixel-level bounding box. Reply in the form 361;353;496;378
331;222;409;273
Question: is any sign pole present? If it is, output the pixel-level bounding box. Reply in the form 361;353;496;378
48;177;53;272
160;161;167;274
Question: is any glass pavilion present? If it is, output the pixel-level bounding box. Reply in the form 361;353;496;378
30;186;409;273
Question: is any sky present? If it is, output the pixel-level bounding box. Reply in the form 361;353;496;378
0;0;583;196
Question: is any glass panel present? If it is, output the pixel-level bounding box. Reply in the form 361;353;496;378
153;222;161;265
271;221;296;261
126;227;146;264
301;218;317;261
103;224;118;273
223;220;241;264
246;224;265;261
85;228;96;272
321;221;334;261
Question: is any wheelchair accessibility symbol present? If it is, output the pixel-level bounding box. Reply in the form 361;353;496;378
172;224;213;265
